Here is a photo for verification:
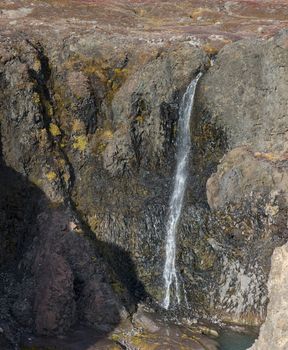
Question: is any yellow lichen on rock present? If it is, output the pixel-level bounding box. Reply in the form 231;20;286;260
135;115;145;123
101;129;114;140
49;123;61;137
30;176;43;187
114;67;128;77
254;151;288;162
33;58;42;73
73;135;88;151
65;53;109;84
46;171;57;181
56;158;66;168
87;215;100;231
45;102;54;118
111;332;159;350
32;92;41;105
265;203;279;217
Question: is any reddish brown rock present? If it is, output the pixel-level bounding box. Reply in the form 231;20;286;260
29;207;124;335
33;252;76;335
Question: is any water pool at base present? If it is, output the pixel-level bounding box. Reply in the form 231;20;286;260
21;316;259;350
218;329;257;350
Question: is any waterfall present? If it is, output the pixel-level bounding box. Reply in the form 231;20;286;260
162;72;202;310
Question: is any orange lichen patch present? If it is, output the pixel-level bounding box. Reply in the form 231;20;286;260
254;151;288;162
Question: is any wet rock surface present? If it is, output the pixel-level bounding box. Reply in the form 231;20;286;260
0;1;288;349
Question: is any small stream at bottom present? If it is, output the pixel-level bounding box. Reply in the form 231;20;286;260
218;329;257;350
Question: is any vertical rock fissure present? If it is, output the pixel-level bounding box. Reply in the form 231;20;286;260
162;72;202;310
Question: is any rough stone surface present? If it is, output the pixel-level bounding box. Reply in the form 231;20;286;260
199;32;288;152
34;252;76;335
1;0;288;348
249;242;288;350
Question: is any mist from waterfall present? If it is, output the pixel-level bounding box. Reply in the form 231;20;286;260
162;72;202;310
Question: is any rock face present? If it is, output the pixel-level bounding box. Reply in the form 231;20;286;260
0;183;125;343
194;31;288;323
30;208;123;335
249;242;288;350
1;0;288;347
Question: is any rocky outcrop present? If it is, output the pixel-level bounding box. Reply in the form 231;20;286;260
249;242;288;350
0;182;127;343
1;0;288;346
192;30;288;324
30;208;124;335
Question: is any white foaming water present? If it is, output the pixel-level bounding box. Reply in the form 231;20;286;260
162;72;202;310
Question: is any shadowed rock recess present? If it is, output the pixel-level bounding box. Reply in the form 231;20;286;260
1;1;288;349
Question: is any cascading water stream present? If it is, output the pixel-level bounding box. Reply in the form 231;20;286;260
162;72;202;310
